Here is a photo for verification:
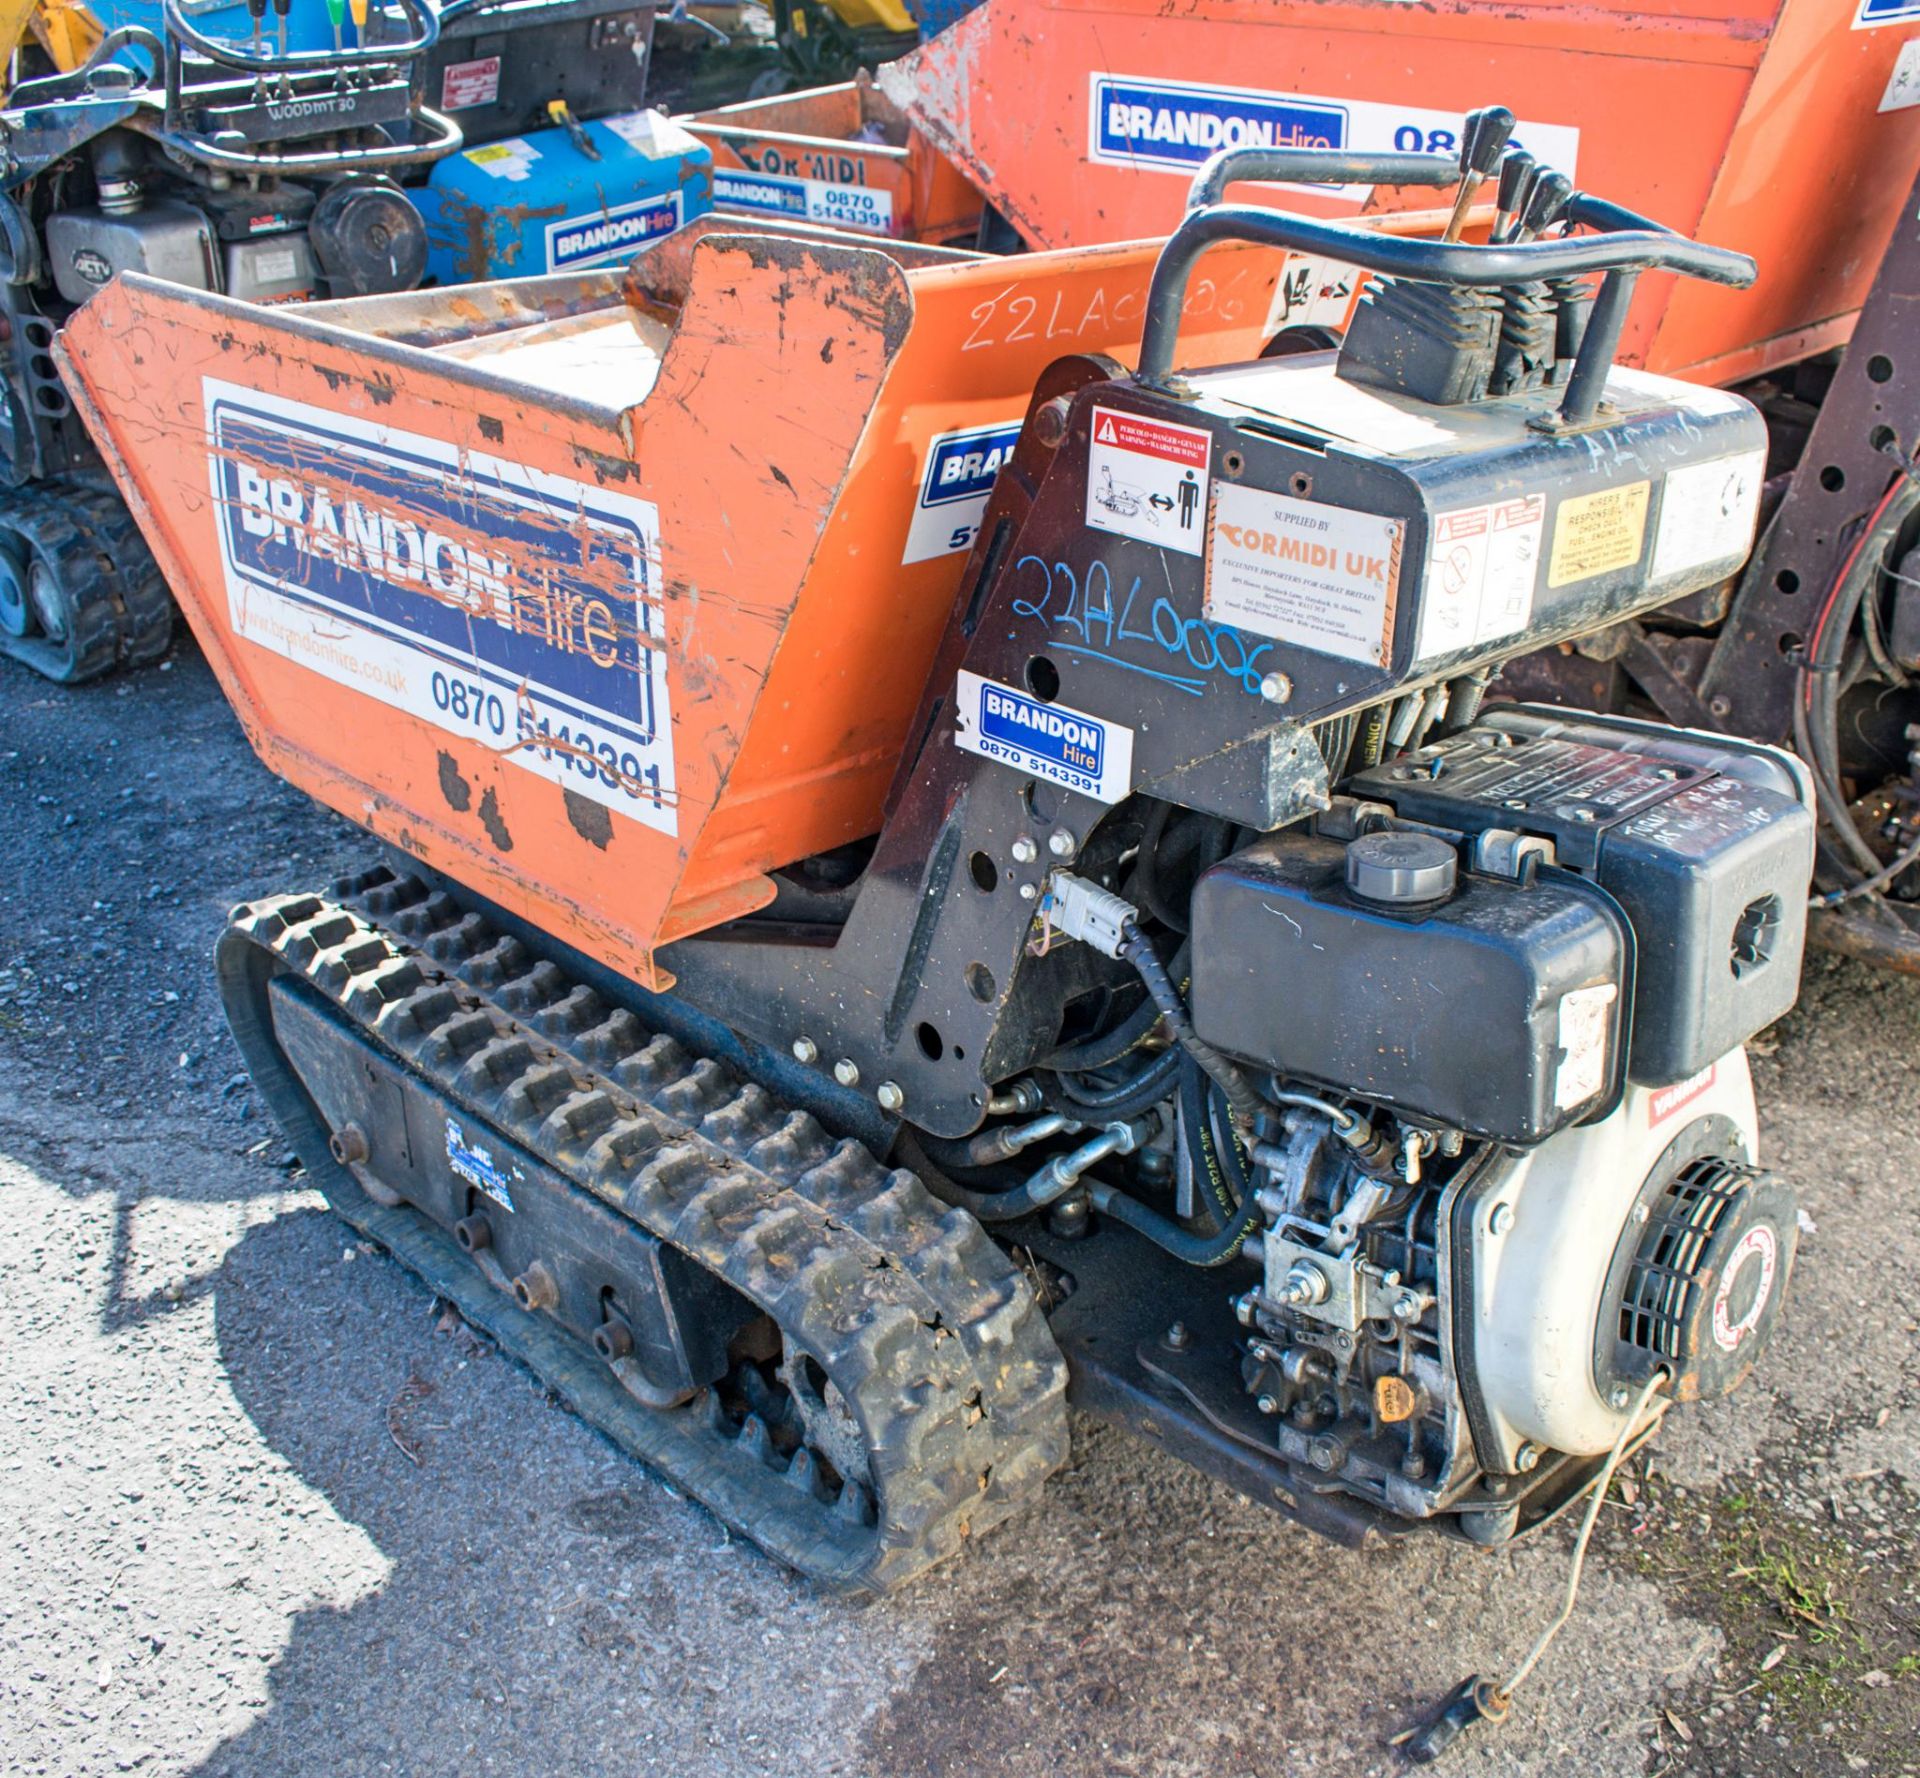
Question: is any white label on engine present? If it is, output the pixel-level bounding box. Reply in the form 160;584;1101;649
250;247;300;283
1652;449;1767;580
1554;982;1618;1109
604;110;706;160
1417;493;1545;662
1206;480;1402;666
1086;407;1211;557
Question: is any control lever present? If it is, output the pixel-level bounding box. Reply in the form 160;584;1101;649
246;0;267;56
1515;170;1573;243
1443;106;1515;242
272;0;291;60
1491;150;1535;244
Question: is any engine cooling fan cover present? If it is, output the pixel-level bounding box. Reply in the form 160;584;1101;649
1596;1122;1798;1404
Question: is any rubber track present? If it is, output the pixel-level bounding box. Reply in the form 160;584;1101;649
228;866;1069;1594
0;480;170;682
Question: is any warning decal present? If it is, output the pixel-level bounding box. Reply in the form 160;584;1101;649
1548;479;1650;588
1085;407;1211;557
1206;481;1402;666
1652;450;1765;580
1418;493;1545;662
440;56;502;112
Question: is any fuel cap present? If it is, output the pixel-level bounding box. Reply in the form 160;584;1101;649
1345;830;1458;905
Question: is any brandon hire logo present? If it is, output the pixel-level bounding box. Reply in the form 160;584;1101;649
1092;76;1347;171
980;685;1103;776
546;193;683;272
922;425;1022;508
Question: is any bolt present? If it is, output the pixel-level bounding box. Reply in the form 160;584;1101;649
1047;829;1077;860
1019;883;1038;901
1489;1201;1515;1236
833;1058;860;1087
452;1213;491;1254
1401;1449;1428;1481
1165;1320;1191;1351
328;1122;368;1167
1709;695;1732;720
1570;807;1596;824
1233;1291;1258;1326
1256;1393;1280;1416
1278;1260;1329;1307
876;1080;905;1112
1514;1442;1543;1473
1632;1201;1650;1224
1259;671;1293;705
1308;1434;1346;1473
1608;1383;1632;1410
1032;395;1073;448
791;1036;818;1064
1391;1291;1422;1322
1010;836;1039;863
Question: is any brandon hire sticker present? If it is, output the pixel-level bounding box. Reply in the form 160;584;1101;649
1085;407;1210;557
203;377;678;833
954;669;1133;803
1206;481;1402;666
714;168;895;234
902;421;1023;565
545;191;683;272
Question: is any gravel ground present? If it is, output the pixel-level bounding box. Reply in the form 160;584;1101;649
2;642;1916;1778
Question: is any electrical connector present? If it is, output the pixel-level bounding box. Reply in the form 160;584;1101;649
1041;873;1136;959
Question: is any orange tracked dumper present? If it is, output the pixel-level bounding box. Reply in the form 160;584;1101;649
58;139;1818;1759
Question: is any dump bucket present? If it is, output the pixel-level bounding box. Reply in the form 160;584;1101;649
885;0;1920;383
681;73;983;245
57;214;1423;990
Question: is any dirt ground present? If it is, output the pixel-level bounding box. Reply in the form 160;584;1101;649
2;641;1916;1778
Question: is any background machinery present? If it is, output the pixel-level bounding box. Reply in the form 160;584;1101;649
57;134;1808;1750
0;0;710;682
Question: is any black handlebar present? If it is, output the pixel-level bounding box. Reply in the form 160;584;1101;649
1143;142;1757;427
1186;146;1459;212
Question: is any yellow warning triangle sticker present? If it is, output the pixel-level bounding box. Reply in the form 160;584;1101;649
1095;416;1118;443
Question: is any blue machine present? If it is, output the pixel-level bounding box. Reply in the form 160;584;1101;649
418;109;713;283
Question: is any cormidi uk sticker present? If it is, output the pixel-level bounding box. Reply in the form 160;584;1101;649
1088;74;1579;188
545;191;683;272
954;669;1134;803
203;377;678;834
902;421;1023;565
1086;406;1210;557
1207;481;1402;666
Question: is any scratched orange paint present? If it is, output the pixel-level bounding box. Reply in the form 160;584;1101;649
57;212;1441;990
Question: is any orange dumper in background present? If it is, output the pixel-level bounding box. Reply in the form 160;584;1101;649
885;0;1920;382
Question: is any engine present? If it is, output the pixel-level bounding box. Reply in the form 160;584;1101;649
923;144;1813;1542
1182;708;1807;1536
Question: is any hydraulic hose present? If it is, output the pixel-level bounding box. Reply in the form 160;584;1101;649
1037;938;1189;1072
1085;1066;1260;1267
1040;1046;1183;1121
1117;922;1264;1125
